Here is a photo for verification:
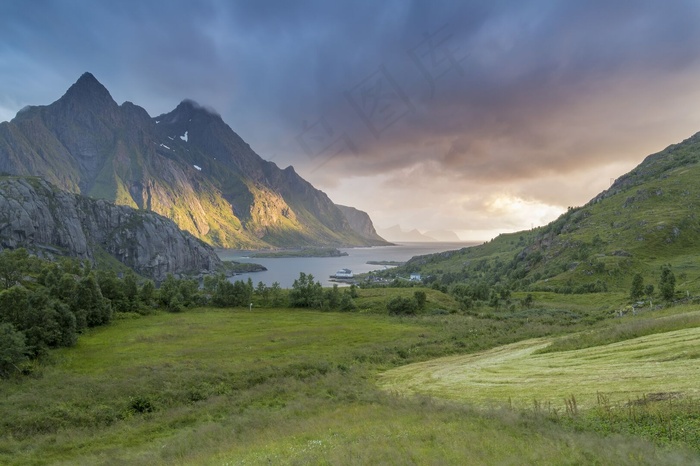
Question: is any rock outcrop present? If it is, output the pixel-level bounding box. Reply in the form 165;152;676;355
337;205;391;245
0;176;221;281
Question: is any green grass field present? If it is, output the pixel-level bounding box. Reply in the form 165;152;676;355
2;303;700;464
379;327;700;410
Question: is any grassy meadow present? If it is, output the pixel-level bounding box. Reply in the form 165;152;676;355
1;289;700;464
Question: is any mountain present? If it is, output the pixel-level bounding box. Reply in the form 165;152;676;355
337;205;391;245
378;225;438;242
0;72;386;249
424;229;462;242
0;176;220;281
389;131;700;294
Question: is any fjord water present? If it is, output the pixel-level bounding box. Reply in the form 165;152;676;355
218;242;478;288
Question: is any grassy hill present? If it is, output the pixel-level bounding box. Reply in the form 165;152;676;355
1;296;699;464
385;131;700;300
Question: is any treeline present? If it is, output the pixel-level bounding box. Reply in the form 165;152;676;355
0;250;368;377
0;249;275;377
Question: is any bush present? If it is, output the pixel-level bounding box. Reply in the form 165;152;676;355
339;293;356;311
129;395;156;414
387;296;418;315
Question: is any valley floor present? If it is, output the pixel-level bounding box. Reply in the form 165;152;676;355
1;302;699;465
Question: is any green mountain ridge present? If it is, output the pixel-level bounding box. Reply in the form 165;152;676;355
0;72;389;249
392;131;700;296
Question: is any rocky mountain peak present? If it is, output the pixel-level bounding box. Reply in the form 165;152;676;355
59;72;117;110
155;99;223;130
0;72;389;249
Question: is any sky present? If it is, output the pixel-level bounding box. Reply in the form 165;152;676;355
3;1;700;242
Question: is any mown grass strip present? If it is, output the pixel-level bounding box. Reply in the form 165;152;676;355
379;326;700;410
540;309;700;353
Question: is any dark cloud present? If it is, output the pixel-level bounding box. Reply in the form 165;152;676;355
2;1;700;238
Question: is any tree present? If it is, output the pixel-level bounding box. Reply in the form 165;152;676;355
489;289;500;311
0;323;27;378
0;285;29;326
255;281;270;306
97;271;125;311
202;274;220;294
289;273;323;308
55;273;78;303
269;282;285;307
630;273;644;301
121;271;139;312
324;284;341;310
139;280;156;308
212;278;252;307
0;248;29;289
177;279;200;307
1;287;76;356
522;294;534;309
659;267;675;301
158;274;180;308
414;290;427;310
75;273;111;327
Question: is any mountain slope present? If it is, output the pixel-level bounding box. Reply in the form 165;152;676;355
0;176;220;280
337;205;391;245
391;131;700;294
0;73;386;249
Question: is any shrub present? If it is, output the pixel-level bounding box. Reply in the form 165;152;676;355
387;296;418;315
339;293;356;312
129;396;156;414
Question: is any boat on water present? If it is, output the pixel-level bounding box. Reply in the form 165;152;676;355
330;268;354;279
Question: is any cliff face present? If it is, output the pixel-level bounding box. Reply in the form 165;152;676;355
0;72;385;248
337;205;391;245
0;177;221;281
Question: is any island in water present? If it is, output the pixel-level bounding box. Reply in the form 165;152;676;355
219;261;267;274
250;247;349;258
366;260;406;266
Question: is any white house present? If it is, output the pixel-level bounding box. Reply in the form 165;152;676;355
410;273;421;281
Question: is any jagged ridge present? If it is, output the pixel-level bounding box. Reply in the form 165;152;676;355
0;72;388;249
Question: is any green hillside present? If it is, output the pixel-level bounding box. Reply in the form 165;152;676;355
386;131;700;299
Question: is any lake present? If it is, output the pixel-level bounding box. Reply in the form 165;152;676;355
216;242;478;288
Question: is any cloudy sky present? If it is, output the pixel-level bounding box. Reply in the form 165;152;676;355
3;1;700;241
